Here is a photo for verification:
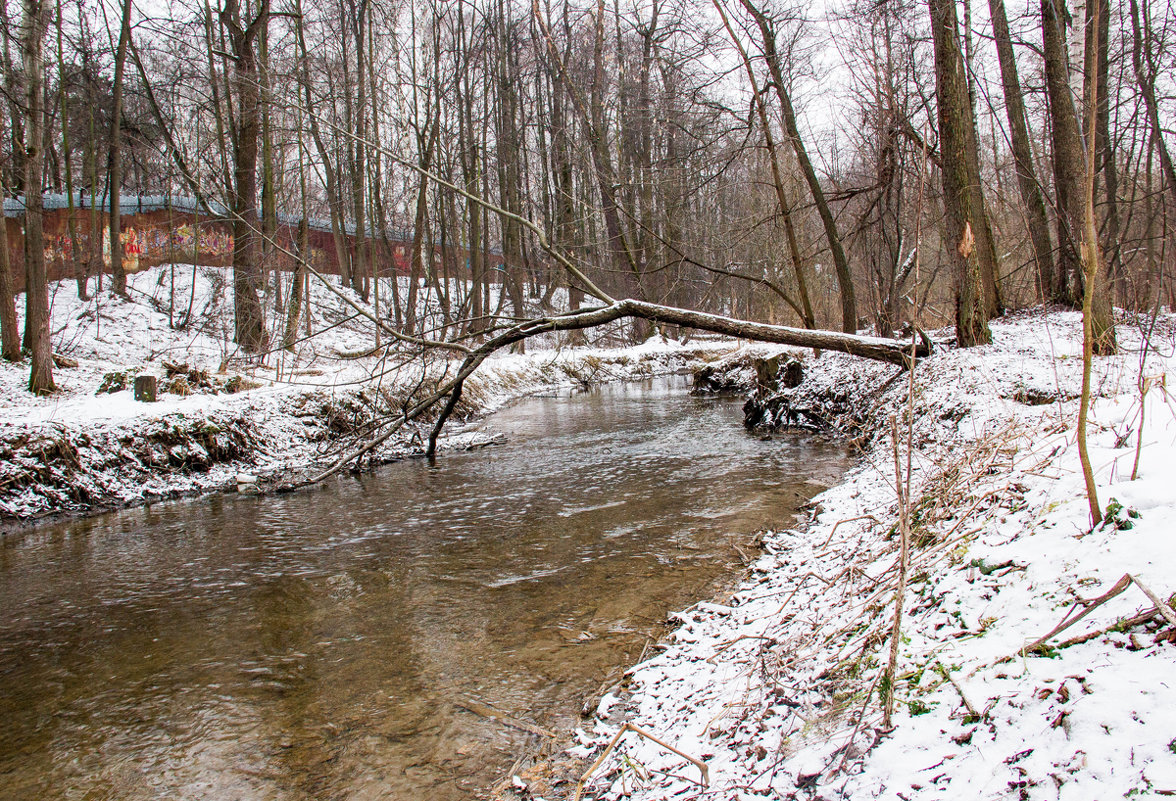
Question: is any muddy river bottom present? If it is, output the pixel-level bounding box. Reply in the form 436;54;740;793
0;377;849;800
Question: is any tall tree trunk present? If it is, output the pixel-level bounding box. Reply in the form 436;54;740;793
1088;0;1124;305
536;0;645;333
84;22;102;292
930;0;992;345
366;13;384;342
713;0;814;328
221;0;269;354
1042;0;1087;306
1080;0;1116;353
0;169;19;361
3;14;26;192
989;0;1055;299
22;0;54;392
107;0;132;295
494;6;528;345
284;218;308;351
56;0;86;299
292;0;351;292
739;0;858;332
354;1;369;300
458;5;484;339
259;12;278;308
284;107;310;351
541;2;584;342
1042;0;1114;347
1128;0;1176;216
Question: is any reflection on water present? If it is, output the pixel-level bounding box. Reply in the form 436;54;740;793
0;377;848;800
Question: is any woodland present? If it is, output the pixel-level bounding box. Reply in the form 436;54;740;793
2;2;1176;799
0;0;1172;396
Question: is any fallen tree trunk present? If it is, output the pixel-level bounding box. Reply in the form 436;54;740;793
285;299;930;490
279;108;933;489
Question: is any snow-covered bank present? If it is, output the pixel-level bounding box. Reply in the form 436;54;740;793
545;310;1176;801
0;266;735;524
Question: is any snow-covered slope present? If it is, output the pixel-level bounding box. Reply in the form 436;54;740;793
556;310;1176;801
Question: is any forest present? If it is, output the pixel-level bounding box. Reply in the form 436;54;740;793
1;0;1172;395
1;1;1175;800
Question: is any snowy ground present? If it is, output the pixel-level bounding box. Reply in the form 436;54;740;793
0;265;733;522
533;309;1176;801
7;272;1176;800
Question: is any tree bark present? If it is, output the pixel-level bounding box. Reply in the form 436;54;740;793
259;13;278;308
1087;0;1123;304
107;0;132;296
220;0;269;354
0;169;19;361
1080;0;1116;353
930;0;993;345
345;0;368;300
1042;0;1114;348
494;6;528;346
989;0;1055;299
1041;0;1086;306
22;0;54;392
541;0;585;343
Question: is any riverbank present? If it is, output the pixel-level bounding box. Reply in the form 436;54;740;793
0;266;740;525
514;309;1176;801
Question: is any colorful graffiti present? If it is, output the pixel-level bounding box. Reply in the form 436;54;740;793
199;230;233;256
36;227;154;272
6;199;497;295
120;228;142;272
173;224;196;251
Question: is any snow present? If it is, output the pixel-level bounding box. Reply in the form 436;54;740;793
6;269;1176;800
0;265;733;521
563;309;1176;801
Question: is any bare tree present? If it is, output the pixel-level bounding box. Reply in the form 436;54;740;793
738;0;858;333
1041;0;1115;352
989;0;1055;297
21;0;54;392
0;167;19;361
107;0;132;296
930;0;995;345
218;0;270;353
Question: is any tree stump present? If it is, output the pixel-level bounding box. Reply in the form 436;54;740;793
134;375;157;402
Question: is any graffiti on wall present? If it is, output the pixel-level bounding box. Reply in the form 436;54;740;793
8;202;469;292
42;232;89;267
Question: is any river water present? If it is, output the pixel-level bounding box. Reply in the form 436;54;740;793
0;377;848;800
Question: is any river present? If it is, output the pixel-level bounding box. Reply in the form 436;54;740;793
0;377;848;800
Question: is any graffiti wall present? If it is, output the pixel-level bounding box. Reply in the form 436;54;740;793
3;202;506;294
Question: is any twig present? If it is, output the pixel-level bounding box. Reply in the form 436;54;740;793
454;697;555;739
819;514;880;550
1013;573;1132;658
705;634;775;664
934;662;980;720
837;670;883;772
1129;575;1176;628
1056;607;1159;648
572;722;708;801
882;415;912;729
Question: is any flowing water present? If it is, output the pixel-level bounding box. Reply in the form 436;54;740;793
0;377;848;800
